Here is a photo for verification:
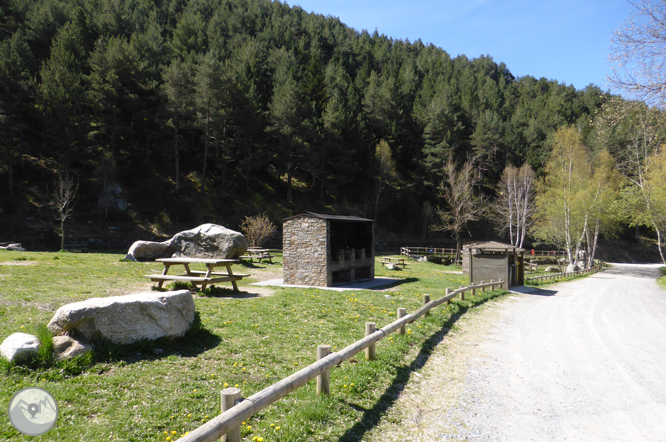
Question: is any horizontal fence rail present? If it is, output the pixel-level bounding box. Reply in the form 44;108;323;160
177;279;505;442
401;247;568;258
525;264;604;284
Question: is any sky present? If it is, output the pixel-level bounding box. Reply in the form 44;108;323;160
290;0;635;92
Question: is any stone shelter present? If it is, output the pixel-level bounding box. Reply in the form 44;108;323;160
462;241;525;289
283;212;375;287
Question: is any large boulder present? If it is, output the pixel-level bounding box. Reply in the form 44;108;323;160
544;266;560;273
124;240;173;261
0;333;40;363
167;223;247;259
47;290;195;344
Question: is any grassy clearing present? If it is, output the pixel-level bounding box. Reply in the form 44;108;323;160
0;251;505;442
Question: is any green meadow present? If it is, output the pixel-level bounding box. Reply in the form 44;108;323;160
0;250;510;441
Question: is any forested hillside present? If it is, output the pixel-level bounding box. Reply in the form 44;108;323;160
0;0;614;248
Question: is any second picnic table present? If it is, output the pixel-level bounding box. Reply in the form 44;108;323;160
145;257;250;291
240;248;274;263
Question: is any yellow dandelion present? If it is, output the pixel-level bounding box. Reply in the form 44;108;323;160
171;431;177;435
224;383;229;387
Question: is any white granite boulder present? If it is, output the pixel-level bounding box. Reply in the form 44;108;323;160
544;266;560;273
167;223;248;259
52;336;92;360
0;332;40;363
124;240;173;261
566;263;580;273
47;290;195;344
124;223;247;261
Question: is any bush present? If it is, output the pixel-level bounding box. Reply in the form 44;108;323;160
240;213;277;247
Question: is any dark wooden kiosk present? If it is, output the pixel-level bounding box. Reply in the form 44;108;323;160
463;241;525;289
283;212;375;287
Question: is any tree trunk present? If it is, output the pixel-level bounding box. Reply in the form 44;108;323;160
456;231;462;262
174;114;180;191
8;157;13;199
201;104;209;193
60;218;65;251
655;223;666;265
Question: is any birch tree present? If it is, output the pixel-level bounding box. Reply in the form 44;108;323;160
52;172;78;251
648;147;666;262
495;164;536;248
534;127;591;267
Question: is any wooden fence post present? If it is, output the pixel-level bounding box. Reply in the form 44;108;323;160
423;294;431;315
459;285;465;300
221;387;242;442
471;284;476;297
445;288;451;305
316;345;331;395
479;281;485;292
365;323;376;361
397;308;407;334
490;279;495;290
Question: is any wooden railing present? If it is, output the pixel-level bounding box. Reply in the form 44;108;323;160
401;247;458;256
401;247;567;258
177;279;505;442
525;264;604;284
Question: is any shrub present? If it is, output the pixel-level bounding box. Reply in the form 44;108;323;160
240;213;277;247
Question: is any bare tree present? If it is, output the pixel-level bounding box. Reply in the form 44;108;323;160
432;156;485;261
240;213;277;248
495;164;536;248
52;172;78;251
609;0;666;107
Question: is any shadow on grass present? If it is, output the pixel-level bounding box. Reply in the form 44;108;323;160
336;291;505;442
91;312;221;365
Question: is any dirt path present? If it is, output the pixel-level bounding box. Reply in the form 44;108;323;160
367;263;666;441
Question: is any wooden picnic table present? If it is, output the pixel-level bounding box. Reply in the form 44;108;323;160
381;257;409;268
240;248;274;263
144;257;250;291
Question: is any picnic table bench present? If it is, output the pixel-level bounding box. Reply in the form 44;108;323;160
240;248;273;263
380;257;409;269
145;258;250;291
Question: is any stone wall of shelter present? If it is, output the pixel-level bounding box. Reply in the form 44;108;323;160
283;217;330;286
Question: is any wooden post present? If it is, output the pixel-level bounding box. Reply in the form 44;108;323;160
316;345;331;395
490;279;495;290
423;294;431;316
365;323;376;361
471;283;476;297
459;285;465;300
397;308;407;334
221;387;242;442
445;287;451;305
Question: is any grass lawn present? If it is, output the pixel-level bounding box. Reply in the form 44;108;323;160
0;250;506;442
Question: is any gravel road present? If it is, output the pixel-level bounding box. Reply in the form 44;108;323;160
367;263;666;442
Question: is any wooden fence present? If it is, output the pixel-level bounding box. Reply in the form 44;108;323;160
401;247;567;258
400;247;458;256
525;264;604;284
176;279;505;442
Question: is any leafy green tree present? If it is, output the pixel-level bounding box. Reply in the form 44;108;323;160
374;139;398;219
268;50;314;202
534;127;592;267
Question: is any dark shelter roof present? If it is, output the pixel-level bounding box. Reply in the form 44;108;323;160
283;212;374;223
466;241;525;253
